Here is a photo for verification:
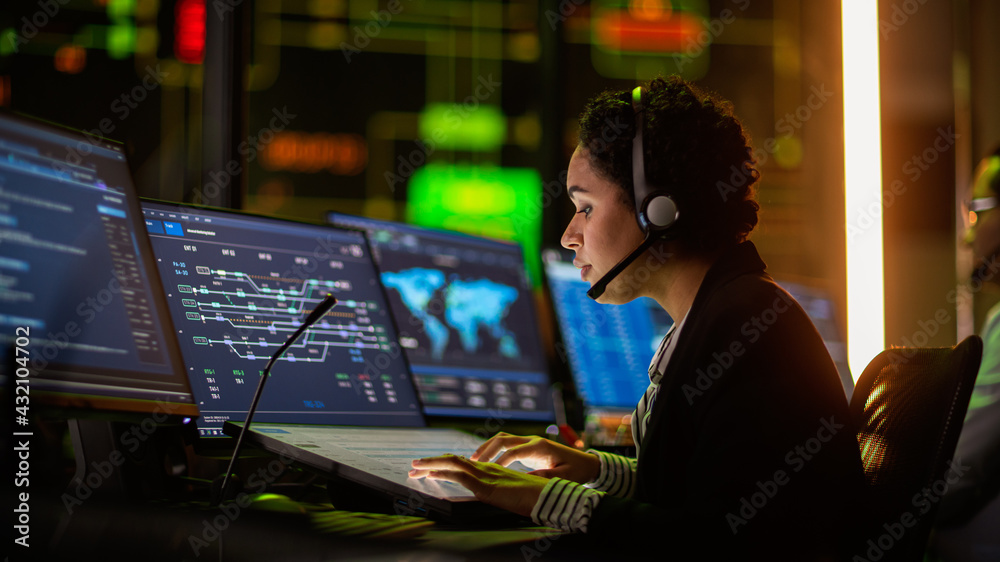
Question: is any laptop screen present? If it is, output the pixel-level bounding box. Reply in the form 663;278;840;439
327;212;554;422
0;113;197;417
542;249;674;410
142;201;424;437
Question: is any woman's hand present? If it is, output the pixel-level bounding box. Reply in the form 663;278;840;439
408;433;601;517
408;454;550;517
472;432;601;484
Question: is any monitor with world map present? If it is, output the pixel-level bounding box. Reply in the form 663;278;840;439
327;212;554;422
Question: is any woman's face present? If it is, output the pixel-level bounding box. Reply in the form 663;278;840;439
560;146;647;304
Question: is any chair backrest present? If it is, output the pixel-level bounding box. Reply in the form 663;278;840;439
849;335;982;562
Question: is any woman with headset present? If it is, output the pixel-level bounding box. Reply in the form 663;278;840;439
410;75;865;559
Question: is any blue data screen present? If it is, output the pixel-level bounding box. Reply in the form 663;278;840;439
0;114;196;411
544;252;673;409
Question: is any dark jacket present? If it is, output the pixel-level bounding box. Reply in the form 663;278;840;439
587;241;866;559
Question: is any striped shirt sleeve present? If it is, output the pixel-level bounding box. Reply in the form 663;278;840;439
527;450;638;533
530;477;603;533
584;449;638;498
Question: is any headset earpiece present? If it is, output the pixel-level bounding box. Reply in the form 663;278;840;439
586;86;678;300
629;86;679;234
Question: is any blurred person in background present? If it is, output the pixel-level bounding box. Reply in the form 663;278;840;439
930;147;1000;562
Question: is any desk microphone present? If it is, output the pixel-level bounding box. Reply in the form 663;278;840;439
212;293;338;505
587;234;658;300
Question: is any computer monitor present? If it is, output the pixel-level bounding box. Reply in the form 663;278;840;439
141;201;425;445
543;246;854;408
0;112;199;503
0;112;197;418
326;212;554;422
542;249;675;412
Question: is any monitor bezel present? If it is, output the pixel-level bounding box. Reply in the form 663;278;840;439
325;210;556;425
0;111;199;420
140;199;430;454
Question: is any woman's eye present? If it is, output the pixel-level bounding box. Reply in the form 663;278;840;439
577;207;592;217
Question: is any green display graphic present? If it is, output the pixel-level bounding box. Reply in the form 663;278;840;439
406;164;542;288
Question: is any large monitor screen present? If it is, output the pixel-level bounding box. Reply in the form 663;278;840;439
327;212;554;422
0;113;197;417
142;202;424;437
542;249;674;411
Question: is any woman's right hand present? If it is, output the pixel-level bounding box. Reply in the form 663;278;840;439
471;432;601;484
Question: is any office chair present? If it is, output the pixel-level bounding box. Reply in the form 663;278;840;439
849;335;982;562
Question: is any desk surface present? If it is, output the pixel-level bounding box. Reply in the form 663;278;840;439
23;495;598;562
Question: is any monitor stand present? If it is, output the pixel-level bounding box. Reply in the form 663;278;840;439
64;419;188;508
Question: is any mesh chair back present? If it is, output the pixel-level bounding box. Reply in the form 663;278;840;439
849;335;982;561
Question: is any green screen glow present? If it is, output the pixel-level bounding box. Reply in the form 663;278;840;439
418;104;506;152
406;163;543;288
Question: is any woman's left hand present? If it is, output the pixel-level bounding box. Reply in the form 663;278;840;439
409;454;550;517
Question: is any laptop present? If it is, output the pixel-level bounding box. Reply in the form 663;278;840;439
326;212;555;427
141;201;527;519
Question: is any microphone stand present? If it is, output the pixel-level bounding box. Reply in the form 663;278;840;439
213;293;338;504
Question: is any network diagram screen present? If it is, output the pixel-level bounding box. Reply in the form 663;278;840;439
143;202;424;436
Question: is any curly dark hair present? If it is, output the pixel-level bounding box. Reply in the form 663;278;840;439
578;75;760;253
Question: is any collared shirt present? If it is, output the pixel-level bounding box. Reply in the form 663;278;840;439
530;314;687;532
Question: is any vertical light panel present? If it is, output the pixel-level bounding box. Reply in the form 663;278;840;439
842;0;884;380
